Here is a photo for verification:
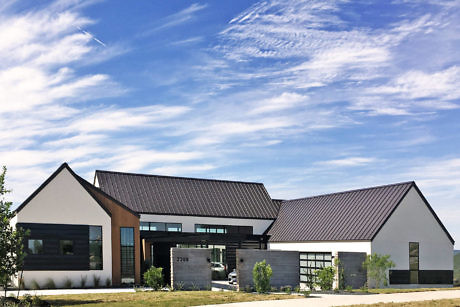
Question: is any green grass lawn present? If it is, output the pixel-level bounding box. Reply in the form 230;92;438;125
346;298;460;306
39;291;299;307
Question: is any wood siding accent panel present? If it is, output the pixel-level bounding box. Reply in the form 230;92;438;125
88;188;141;286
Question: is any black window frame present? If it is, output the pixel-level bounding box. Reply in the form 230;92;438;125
409;242;419;284
120;227;135;283
89;225;103;270
139;222;182;232
195;224;228;234
299;252;333;283
28;239;44;255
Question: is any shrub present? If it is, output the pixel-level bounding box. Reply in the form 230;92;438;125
93;275;101;288
346;285;353;292
80;275;87;288
191;282;199;291
281;285;292;294
174;281;184;291
105;277;111;287
294;285;300;293
301;290;311;297
44;278;56;289
205;283;212;291
270;286;278;292
30;279;40;290
315;266;335;291
304;273;315;291
252;260;272;294
362;253;395;288
63;278;72;289
143;266;163;290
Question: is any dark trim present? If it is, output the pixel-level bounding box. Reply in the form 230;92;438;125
15;163;112;217
371;182;455;245
78;174;140;218
412;184;455;245
64;165;112;217
136;211;277;220
15;163;68;214
370;182;414;242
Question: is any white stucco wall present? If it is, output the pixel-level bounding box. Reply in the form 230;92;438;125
14;167;112;288
268;241;372;254
140;214;274;235
372;187;453;271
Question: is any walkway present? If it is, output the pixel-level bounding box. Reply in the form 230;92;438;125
202;290;460;307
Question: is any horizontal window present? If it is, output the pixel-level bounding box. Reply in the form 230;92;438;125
60;240;74;255
195;224;227;234
28;239;43;255
139;222;181;232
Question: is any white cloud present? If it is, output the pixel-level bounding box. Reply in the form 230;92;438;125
316;157;377;167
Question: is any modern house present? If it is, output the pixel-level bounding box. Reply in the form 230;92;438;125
12;163;454;288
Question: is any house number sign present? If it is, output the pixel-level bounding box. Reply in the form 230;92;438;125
176;257;189;262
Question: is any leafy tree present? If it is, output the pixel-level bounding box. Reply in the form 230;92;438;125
252;259;272;293
0;166;28;297
315;266;335;290
143;266;163;290
362;253;395;288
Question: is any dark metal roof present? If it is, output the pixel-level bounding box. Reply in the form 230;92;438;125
95;170;279;219
269;181;426;242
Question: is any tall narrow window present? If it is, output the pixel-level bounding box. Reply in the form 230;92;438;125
120;227;135;283
409;242;419;284
89;226;103;270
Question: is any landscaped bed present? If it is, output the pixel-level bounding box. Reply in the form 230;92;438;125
37;291;299;306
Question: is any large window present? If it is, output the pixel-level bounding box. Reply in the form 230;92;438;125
59;240;74;255
195;224;227;234
409;242;419;284
89;226;103;270
28;239;43;255
121;227;135;283
299;252;332;283
139;222;181;232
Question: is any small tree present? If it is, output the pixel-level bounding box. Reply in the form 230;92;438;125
0;166;28;297
252;260;272;293
143;266;163;290
315;266;335;291
362;253;395;288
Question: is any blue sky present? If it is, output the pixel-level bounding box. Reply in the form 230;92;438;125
1;0;460;247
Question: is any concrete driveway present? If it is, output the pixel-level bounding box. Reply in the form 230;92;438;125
202;290;460;307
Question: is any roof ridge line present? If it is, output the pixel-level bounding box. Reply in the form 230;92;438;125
283;181;415;203
95;169;265;186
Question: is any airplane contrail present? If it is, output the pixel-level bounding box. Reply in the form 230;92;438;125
76;26;106;47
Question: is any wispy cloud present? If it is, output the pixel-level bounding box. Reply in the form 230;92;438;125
145;3;207;33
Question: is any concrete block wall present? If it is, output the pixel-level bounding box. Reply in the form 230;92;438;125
337;252;367;289
236;249;299;289
170;248;212;290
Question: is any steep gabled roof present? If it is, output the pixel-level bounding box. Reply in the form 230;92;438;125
15;163;111;217
95;170;279;219
269;181;454;244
